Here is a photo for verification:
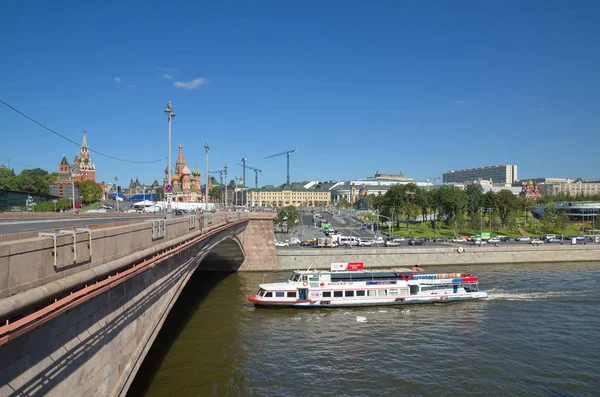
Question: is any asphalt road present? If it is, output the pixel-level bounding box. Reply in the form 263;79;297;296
0;216;155;234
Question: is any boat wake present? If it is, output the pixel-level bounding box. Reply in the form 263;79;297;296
487;289;595;301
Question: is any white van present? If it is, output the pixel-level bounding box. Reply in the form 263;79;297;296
339;236;359;246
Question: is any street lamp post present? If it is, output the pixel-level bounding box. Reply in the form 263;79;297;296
224;164;228;210
71;164;79;213
114;176;119;213
234;177;239;208
489;209;493;235
479;207;483;237
164;102;175;214
204;141;209;212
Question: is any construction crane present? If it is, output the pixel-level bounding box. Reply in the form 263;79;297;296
240;157;247;187
236;163;262;188
264;149;297;186
209;170;226;186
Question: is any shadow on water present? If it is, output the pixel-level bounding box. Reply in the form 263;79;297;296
126;269;233;397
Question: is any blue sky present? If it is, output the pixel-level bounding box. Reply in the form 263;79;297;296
1;0;599;188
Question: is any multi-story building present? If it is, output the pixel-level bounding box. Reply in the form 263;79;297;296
244;188;330;208
326;171;427;204
443;164;518;185
538;180;600;196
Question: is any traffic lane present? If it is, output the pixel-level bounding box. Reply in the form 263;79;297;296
0;216;155;234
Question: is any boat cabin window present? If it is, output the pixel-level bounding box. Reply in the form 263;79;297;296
463;283;478;292
275;292;285;298
344;291;355;297
410;285;419;295
290;274;300;282
368;290;377;297
287;291;297;298
264;292;273;298
334;291;343;298
323;291;332;298
378;290;387;297
257;289;265;297
356;290;365;297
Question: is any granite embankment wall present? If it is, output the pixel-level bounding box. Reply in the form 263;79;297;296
277;244;600;270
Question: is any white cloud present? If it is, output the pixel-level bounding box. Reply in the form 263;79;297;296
164;74;174;80
173;77;209;89
114;76;122;83
455;100;466;105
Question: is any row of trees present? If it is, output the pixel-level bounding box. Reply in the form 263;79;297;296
0;167;57;195
356;183;579;233
0;167;104;207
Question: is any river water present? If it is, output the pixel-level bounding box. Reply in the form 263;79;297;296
128;262;600;397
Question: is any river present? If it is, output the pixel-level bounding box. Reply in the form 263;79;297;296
127;262;600;397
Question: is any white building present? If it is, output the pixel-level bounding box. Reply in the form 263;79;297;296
443;164;518;185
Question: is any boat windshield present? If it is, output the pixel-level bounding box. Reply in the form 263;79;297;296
290;274;301;282
463;283;479;292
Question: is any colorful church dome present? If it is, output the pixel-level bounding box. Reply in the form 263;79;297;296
192;166;201;177
181;166;191;175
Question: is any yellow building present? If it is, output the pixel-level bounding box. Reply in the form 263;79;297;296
246;188;330;208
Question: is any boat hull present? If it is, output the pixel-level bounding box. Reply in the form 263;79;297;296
248;292;488;308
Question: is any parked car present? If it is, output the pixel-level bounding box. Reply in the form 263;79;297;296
474;240;487;245
544;234;556;241
518;237;531;242
452;237;466;243
359;240;374;246
392;237;406;243
385;240;401;247
408;238;425;246
275;241;289;247
547;238;562;243
530;239;544;245
488;238;501;244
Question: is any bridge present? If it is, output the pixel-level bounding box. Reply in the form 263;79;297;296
0;211;277;397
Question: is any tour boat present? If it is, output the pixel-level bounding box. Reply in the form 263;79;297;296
248;262;487;308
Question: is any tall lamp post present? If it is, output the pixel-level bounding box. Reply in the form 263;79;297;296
71;164;79;213
114;176;119;213
204;141;209;212
164;102;175;214
224;164;228;210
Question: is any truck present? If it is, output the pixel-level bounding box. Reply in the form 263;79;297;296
316;237;337;248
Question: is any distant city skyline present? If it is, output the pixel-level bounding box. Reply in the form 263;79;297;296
1;1;599;185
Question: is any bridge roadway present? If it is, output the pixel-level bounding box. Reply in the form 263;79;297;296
0;211;277;397
0;215;155;235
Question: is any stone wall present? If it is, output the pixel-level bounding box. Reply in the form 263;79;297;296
276;244;600;270
238;219;278;271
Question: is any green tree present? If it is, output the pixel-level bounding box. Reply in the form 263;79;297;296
209;186;222;202
277;205;300;232
336;197;350;209
495;190;520;228
155;187;165;201
0;167;16;179
465;184;484;218
76;181;102;204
